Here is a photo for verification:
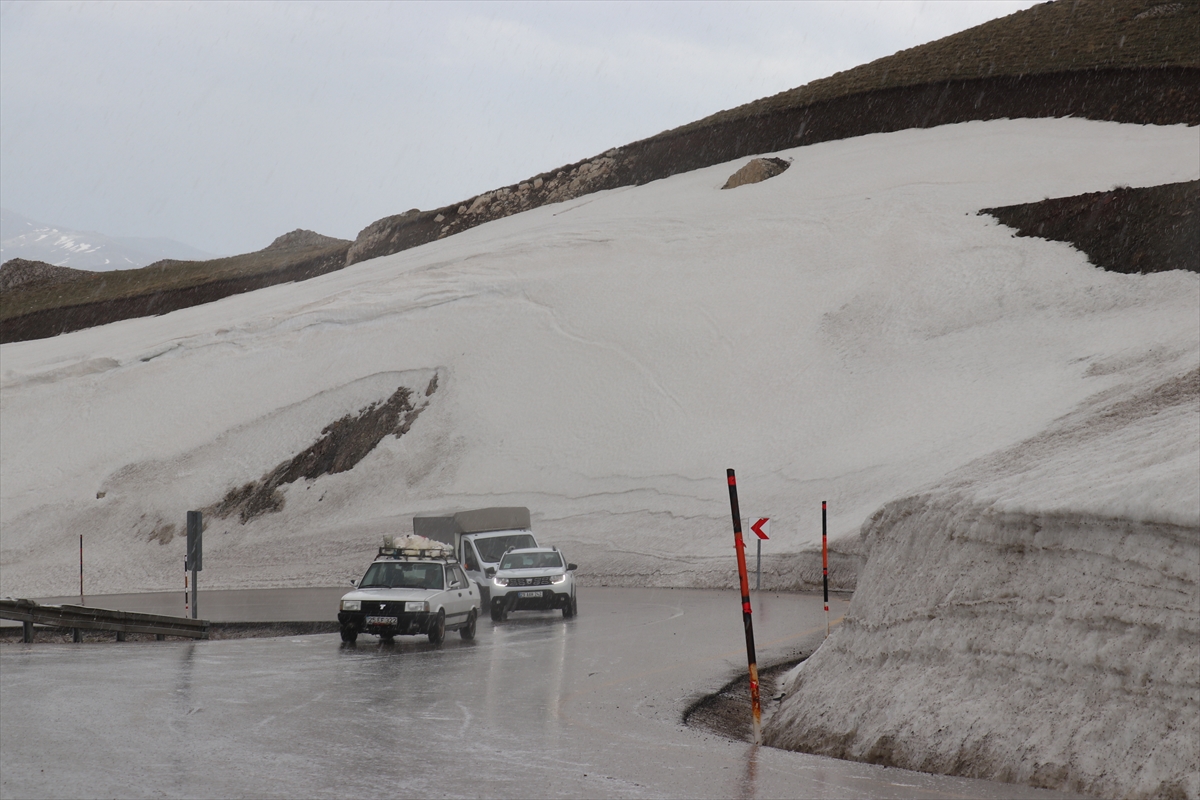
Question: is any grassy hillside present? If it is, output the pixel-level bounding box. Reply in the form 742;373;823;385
0;232;348;343
676;0;1199;135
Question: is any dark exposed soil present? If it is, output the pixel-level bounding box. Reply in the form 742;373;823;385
211;377;436;523
683;658;807;742
981;180;1199;274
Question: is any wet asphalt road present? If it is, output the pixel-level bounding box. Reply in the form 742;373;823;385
0;587;1078;799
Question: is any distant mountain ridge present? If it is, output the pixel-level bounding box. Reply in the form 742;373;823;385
0;208;215;271
0;229;350;343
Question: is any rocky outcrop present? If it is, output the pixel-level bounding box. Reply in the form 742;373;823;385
211;375;436;524
721;157;790;189
0;258;89;293
345;152;624;265
263;229;350;252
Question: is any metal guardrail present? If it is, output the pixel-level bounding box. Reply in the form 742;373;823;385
0;598;208;642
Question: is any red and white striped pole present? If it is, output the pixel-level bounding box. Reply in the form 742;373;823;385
822;501;829;637
726;469;762;745
184;559;190;618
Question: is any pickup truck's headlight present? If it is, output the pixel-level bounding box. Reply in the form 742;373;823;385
550;574;568;584
404;601;428;613
341;600;361;611
493;577;508;587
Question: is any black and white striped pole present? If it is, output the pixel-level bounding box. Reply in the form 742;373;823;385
726;469;762;745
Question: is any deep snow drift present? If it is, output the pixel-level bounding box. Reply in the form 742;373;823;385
1;118;1197;601
765;367;1199;799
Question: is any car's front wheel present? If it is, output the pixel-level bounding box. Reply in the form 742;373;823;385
460;609;477;640
490;600;504;622
428;609;446;644
340;625;358;643
562;594;577;619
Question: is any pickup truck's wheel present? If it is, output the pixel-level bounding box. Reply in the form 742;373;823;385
460;609;477;640
340;626;358;643
428;609;446;644
562;594;577;619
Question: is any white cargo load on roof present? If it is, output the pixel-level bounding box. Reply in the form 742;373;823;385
380;534;455;559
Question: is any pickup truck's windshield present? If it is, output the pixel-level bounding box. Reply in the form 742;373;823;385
500;551;563;570
359;562;444;590
473;534;536;563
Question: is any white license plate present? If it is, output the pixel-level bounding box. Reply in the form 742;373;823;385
518;591;542;598
366;616;397;626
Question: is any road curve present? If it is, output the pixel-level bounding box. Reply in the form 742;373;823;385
0;587;1078;799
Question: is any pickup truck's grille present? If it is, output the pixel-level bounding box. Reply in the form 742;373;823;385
506;576;553;587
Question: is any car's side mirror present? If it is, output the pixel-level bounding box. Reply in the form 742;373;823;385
349;578;358;586
567;563;578;571
485;567;496;578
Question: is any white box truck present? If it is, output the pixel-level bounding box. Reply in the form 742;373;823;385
413;507;538;605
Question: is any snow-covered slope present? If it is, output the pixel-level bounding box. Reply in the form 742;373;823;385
0;208;213;270
1;119;1197;599
765;365;1199;799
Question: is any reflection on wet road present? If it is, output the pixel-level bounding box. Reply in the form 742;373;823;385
1;588;1077;799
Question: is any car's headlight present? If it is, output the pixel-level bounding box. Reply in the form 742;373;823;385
341;600;361;611
493;577;508;587
550;574;568;584
405;601;428;613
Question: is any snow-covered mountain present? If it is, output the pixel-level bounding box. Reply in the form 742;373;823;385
0;209;214;270
1;117;1195;599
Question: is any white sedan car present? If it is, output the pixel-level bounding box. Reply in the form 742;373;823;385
338;555;480;644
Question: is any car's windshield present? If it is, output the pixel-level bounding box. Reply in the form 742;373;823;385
358;562;444;590
499;551;563;570
473;533;536;563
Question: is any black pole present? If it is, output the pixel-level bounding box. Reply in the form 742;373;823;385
726;469;762;744
187;510;202;620
822;500;829;636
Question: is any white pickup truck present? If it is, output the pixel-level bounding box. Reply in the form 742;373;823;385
413;507;539;605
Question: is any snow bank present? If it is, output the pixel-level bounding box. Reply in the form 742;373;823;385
765;369;1200;799
1;119;1197;598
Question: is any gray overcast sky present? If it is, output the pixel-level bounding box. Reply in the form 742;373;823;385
1;0;1036;255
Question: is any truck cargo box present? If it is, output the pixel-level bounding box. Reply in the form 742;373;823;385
413;507;531;544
